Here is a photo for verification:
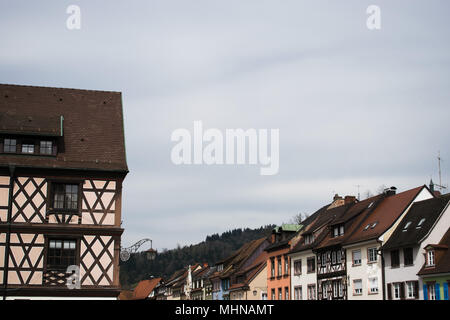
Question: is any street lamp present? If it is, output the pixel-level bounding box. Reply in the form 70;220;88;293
120;238;157;262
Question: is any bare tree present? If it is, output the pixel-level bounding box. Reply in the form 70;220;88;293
290;212;310;225
376;184;387;195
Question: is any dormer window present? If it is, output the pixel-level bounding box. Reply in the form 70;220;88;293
21;142;35;154
364;224;370;231
370;222;378;229
3;138;16;153
426;250;435;266
304;234;314;244
217;264;223;272
416;218;426;229
40;140;53;155
333;225;344;237
403;221;412;232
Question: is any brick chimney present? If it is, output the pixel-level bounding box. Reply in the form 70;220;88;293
344;195;357;204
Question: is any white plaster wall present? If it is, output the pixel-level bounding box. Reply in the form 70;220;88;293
345;241;383;300
290;249;317;300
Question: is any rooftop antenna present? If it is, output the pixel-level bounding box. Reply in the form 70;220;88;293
436;151;448;193
355;185;363;201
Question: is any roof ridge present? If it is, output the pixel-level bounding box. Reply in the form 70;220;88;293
0;83;121;94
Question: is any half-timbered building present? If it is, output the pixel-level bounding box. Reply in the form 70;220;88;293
0;84;128;299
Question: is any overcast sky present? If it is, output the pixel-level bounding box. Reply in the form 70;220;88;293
1;1;449;251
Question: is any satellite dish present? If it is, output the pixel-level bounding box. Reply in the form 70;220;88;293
120;250;130;262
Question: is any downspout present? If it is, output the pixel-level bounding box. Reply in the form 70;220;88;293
2;165;15;301
377;240;386;300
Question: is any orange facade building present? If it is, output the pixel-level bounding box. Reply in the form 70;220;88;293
265;224;301;300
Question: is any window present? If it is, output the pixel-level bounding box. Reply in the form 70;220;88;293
368;277;378;294
353;279;362;295
336;250;342;264
368;247;377;263
403;221;412;231
262;292;267;300
40;141;53;155
333;225;344;237
3;138;16;153
417;218;426;228
278;288;282;300
321;253;327;266
277;257;282;276
294;286;302;300
406;281;417;299
370;221;378;229
307;257;315;273
393;283;401;300
294;259;302;275
364;224;370;231
332;280;342;298
285;286;289;300
322;283;327;299
332;251;336;264
307;284;316;300
403;248;413;266
21;142;35;154
391;250;400;268
218;264;223;272
52;183;79;210
271;289;275;300
284;256;289;275
270;259;275;277
427;250;435;266
353;250;361;266
47;239;77;270
304;234;313;244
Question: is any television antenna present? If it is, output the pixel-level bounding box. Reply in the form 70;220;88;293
436;151;448;193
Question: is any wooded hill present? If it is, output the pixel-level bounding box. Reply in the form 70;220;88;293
119;225;275;289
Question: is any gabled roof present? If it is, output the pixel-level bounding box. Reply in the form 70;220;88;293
314;196;381;250
343;186;430;246
418;228;450;276
219;238;268;279
0;84;128;172
383;194;450;250
132;277;163;300
229;250;268;291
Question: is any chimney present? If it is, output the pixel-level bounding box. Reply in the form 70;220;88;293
385;186;397;196
344;195;356;204
333;194;342;201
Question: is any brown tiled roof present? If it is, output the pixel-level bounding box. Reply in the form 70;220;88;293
418;228;450;276
132;277;163;300
0;84;128;172
314;195;385;250
118;290;134;300
343;186;428;246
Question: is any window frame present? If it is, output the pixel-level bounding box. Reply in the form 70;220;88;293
48;180;83;214
293;259;302;276
352;249;362;266
367;247;378;264
353;279;363;295
426;250;435;266
44;236;80;273
294;286;302;300
391;249;400;268
3;138;17;153
307;284;316;300
307;257;315;273
403;247;414;266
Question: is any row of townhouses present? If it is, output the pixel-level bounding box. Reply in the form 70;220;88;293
124;184;450;300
